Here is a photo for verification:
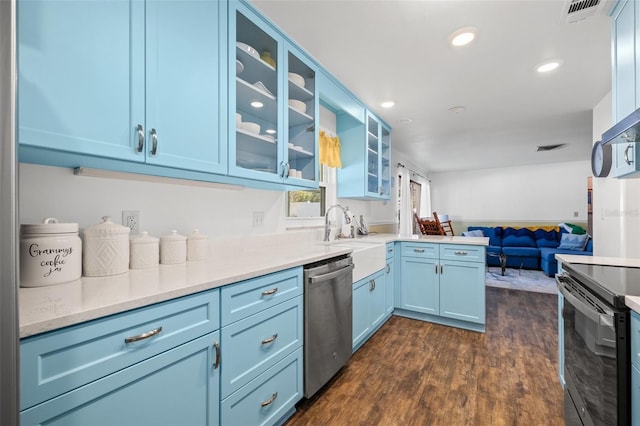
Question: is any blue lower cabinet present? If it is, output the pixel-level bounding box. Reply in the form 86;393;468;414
633;365;640;426
395;242;486;332
221;348;303;426
221;296;303;397
352;269;386;352
21;332;220;426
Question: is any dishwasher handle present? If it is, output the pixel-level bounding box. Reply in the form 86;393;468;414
309;264;354;283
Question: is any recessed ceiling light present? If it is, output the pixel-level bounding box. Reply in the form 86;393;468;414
381;101;395;108
448;106;466;114
250;101;264;108
536;60;562;73
449;27;477;47
398;118;413;124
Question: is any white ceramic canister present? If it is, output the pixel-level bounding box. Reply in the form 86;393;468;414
160;230;187;265
187;229;208;261
82;216;130;276
20;218;82;287
130;231;159;269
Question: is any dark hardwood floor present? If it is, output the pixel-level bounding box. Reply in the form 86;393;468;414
286;287;564;426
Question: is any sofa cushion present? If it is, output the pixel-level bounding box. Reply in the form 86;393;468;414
501;246;540;257
539;247;592;263
557;233;589;250
462;229;484;237
534;228;560;248
502;227;536;247
468;226;502;246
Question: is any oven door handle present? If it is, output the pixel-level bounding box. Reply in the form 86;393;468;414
557;276;614;329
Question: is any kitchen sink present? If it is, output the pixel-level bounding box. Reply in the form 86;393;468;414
321;240;386;282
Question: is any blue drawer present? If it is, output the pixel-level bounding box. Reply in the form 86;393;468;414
439;244;486;264
385;242;394;259
221;267;302;326
221;348;303;426
221;295;302;398
632;311;640;368
20;289;219;410
401;242;438;259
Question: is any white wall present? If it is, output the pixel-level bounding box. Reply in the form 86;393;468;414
592;92;640;257
19;163;287;239
429;161;590;223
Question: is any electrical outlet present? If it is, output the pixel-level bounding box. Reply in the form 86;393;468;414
253;211;265;228
573;211;579;217
122;210;140;234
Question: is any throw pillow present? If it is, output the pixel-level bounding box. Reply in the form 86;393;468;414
557;233;589;250
462;229;484;237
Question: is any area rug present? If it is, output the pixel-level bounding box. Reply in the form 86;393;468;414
485;267;557;294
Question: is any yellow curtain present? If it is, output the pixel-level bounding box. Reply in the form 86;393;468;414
319;130;342;168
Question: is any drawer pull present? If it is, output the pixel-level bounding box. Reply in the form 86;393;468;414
386;263;391;274
124;326;163;344
388;248;393;253
262;288;278;296
261;392;278;407
454;251;468;255
213;341;221;369
414;248;425;253
261;333;278;345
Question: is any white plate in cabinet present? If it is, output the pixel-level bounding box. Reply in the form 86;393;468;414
221;348;303;426
220;267;302;326
20;289;219;410
221;296;302;398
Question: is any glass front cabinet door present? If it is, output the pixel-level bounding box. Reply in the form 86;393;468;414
229;1;318;187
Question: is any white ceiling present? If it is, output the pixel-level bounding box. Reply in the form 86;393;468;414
252;0;612;173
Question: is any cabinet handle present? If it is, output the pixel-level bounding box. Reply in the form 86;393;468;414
124;326;162;344
260;392;278;407
435;264;438;274
213;341;221;369
262;288;278;296
414;248;425;253
387;248;393;253
454;251;468;256
369;279;375;291
261;333;278;345
150;128;158;156
136;124;144;152
440;264;444;274
625;144;634;165
386;263;390;273
280;161;286;178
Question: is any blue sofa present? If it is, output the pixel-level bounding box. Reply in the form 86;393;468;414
466;226;593;276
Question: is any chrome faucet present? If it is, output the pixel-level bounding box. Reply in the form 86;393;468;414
324;204;352;241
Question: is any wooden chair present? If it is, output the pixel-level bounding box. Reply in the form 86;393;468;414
414;213;445;235
434;212;455;236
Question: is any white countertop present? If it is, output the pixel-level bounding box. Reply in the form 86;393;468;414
19;233;488;338
556;253;640;313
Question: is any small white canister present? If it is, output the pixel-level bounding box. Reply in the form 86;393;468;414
83;216;130;277
130;232;159;269
187;229;208;261
160;230;187;265
20;218;82;287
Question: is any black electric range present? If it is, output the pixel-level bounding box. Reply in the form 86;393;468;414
562;262;640;309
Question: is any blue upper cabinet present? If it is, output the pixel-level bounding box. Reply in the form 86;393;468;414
337;110;392;200
18;0;226;175
18;0;145;162
612;0;637;124
228;1;318;187
144;0;226;174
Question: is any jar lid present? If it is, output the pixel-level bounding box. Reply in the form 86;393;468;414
130;231;159;245
21;217;78;234
188;229;208;241
161;230;186;242
83;216;130;237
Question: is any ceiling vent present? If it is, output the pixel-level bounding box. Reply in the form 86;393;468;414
536;143;567;152
561;0;613;23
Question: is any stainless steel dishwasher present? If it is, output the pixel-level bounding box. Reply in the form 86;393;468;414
303;254;353;398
